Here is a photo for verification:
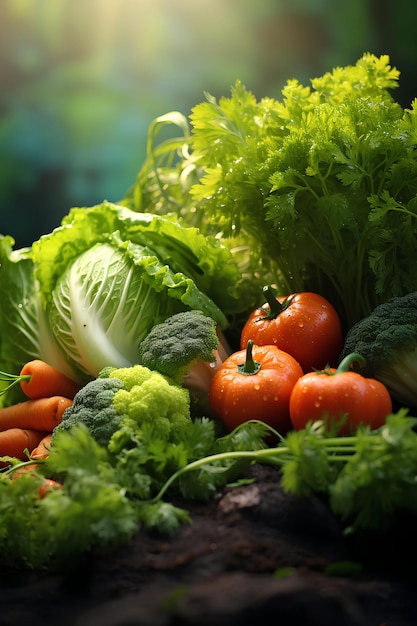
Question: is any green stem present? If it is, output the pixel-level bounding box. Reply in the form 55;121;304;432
0;370;30;396
147;430;385;504
237;340;262;375
336;352;365;374
149;447;290;503
1;458;46;476
262;285;291;319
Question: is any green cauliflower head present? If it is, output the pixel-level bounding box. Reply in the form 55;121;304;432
54;364;191;448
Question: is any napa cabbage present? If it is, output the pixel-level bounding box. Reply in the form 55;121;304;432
0;202;244;403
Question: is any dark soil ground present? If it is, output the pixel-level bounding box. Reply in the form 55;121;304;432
1;463;415;625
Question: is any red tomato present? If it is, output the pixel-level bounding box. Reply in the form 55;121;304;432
209;340;303;434
240;288;344;373
289;353;392;435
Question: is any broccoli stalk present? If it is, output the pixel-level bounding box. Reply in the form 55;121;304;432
339;292;417;408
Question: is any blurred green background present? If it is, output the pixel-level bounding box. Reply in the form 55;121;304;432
1;0;416;247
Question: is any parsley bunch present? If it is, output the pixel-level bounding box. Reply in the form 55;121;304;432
150;410;417;535
122;54;417;328
0;418;267;570
2;409;417;569
180;54;417;329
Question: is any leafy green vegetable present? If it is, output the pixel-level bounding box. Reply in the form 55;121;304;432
120;113;279;326
122;111;202;227
148;410;417;534
0;425;138;570
189;53;417;329
0;407;266;568
2;404;417;569
124;53;417;330
0;202;245;394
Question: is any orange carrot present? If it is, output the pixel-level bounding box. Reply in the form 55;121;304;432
37;478;63;498
19;360;80;400
0;396;73;432
10;464;63;498
0;428;48;460
30;432;53;460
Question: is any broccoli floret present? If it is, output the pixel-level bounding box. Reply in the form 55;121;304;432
137;310;232;414
53;377;125;446
54;364;192;449
339;292;417;408
138;310;219;384
108;364;191;433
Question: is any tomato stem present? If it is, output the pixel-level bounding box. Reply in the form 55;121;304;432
336;352;366;375
237;340;262;375
262;285;291;319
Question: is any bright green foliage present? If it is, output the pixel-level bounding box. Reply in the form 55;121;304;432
186;53;417;329
279;424;340;496
138;310;219;383
339;292;417;408
151;410;417;534
0;390;268;568
3;400;417;567
0;424;138;570
124;54;417;331
329;412;417;531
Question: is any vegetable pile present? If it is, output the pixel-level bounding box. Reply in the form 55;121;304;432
2;53;417;571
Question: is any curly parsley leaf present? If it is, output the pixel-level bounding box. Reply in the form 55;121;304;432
186;54;417;328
